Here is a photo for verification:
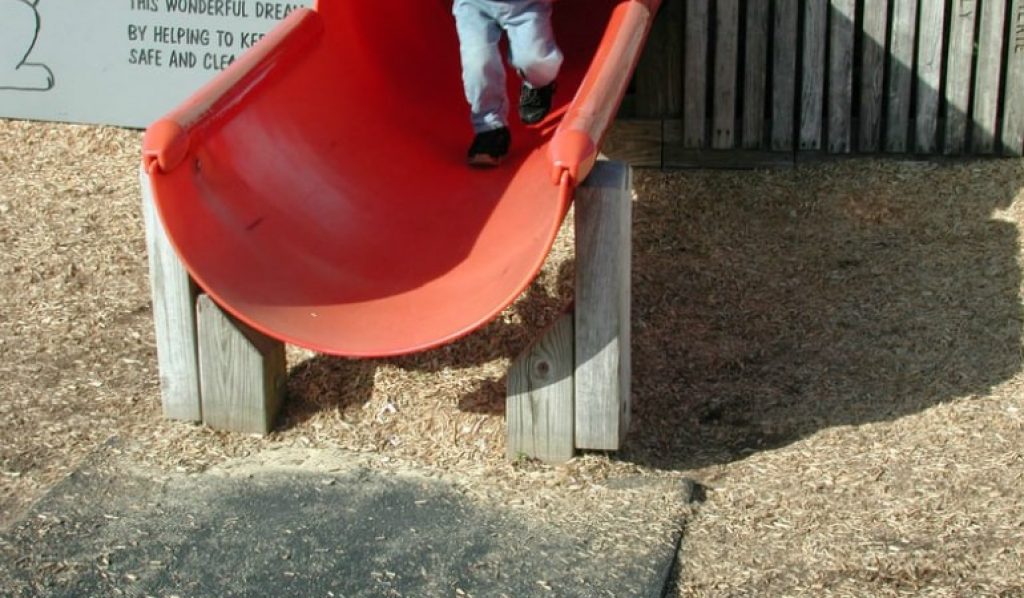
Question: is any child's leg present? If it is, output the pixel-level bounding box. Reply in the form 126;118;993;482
453;0;509;132
503;0;563;89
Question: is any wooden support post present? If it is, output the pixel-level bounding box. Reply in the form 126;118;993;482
197;295;287;435
140;168;202;422
574;161;632;452
142;171;288;434
506;161;633;461
507;313;575;463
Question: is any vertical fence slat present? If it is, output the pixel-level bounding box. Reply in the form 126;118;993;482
772;0;800;150
886;0;919;152
828;0;856;153
635;0;683;117
915;0;947;153
944;0;979;154
642;0;1020;160
1003;0;1024;155
860;0;890;151
801;0;829;150
972;0;1006;153
743;0;770;148
684;0;710;148
713;0;740;148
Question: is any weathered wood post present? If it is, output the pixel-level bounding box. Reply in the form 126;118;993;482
196;295;287;434
145;160;632;452
507;160;633;462
507;314;576;462
574;161;633;452
141;169;287;434
140;169;202;422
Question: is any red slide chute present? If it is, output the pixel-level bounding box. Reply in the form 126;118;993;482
142;0;659;357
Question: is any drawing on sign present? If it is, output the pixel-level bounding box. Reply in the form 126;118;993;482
0;0;54;91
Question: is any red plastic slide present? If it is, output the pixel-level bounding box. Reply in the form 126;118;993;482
142;0;660;357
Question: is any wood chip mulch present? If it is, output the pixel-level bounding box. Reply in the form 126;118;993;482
2;118;1022;596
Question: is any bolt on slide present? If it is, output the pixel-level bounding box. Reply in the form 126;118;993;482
142;0;660;357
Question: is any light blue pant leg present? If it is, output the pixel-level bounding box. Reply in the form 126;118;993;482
503;1;563;89
453;0;562;133
453;0;509;133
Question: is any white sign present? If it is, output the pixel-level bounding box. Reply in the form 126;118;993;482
0;0;313;128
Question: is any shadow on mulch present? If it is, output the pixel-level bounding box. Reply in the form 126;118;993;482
623;161;1024;472
275;159;1024;474
279;261;575;428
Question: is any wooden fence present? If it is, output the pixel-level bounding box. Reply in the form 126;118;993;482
608;0;1024;167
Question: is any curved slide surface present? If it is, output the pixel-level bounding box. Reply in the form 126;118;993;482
142;0;659;357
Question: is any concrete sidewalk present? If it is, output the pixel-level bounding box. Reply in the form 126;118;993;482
1;443;693;597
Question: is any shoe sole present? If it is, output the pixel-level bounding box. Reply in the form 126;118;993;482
468;154;503;168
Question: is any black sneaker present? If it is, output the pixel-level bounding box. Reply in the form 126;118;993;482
519;82;556;124
467;127;511;167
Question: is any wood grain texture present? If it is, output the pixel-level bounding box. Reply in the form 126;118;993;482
772;0;800;150
1002;0;1024;155
713;0;740;149
574;161;632;451
507;313;575;462
684;0;710;147
859;0;890;151
742;0;769;149
635;0;683;117
800;0;829;150
886;0;919;152
140;168;202;422
665;120;797;166
915;0;947;153
602;119;663;167
828;0;856;153
620;0;1024;157
197;294;286;435
972;0;1006;153
944;0;979;154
